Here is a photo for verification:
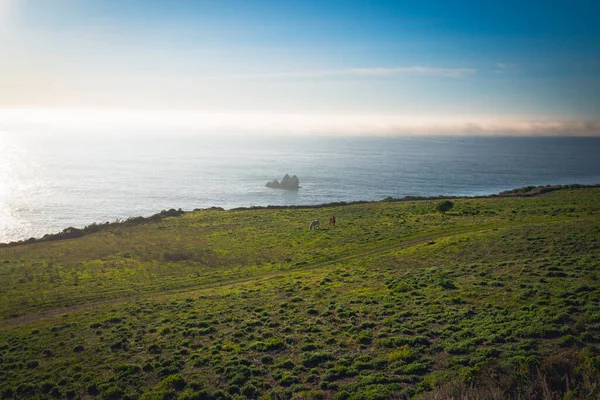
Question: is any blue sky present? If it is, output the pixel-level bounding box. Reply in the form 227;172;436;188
1;0;599;134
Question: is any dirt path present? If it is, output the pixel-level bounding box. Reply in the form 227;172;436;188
0;219;569;330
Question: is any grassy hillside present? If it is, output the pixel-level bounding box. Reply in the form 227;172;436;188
1;187;599;399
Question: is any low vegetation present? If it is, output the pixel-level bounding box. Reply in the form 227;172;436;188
0;186;599;399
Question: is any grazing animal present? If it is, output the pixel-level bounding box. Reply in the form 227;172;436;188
309;220;320;230
328;216;336;227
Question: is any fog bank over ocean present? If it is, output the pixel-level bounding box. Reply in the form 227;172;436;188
2;110;599;137
1;131;599;243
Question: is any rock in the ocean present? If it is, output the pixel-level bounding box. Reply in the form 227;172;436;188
266;174;300;190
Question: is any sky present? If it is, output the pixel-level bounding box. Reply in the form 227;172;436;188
1;0;599;135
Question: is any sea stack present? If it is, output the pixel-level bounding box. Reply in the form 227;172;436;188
266;174;300;190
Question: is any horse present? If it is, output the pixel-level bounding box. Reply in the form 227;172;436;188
309;220;320;230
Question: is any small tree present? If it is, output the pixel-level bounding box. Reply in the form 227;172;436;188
436;200;454;214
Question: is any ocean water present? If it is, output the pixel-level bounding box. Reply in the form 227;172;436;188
1;132;599;243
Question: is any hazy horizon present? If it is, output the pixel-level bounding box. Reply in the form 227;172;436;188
1;0;599;136
1;109;599;137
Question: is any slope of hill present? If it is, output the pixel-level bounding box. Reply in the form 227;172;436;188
1;187;599;399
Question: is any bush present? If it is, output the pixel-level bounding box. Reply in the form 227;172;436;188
438;278;457;290
279;374;300;386
301;352;334;367
322;365;348;382
0;387;15;398
114;364;142;376
357;332;373;345
140;390;171;400
276;359;295;370
102;386;124;400
149;344;162;354
388;345;415;363
176;388;219;400
558;334;580;348
159;374;187;391
264;338;285;351
87;383;100;396
42;349;55;357
240;383;259;397
301;343;318;351
260;355;273;364
39;381;55;394
436;200;454;214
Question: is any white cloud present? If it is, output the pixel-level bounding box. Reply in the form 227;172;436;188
345;67;476;77
494;62;518;74
206;66;477;80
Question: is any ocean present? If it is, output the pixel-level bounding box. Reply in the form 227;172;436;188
1;132;599;243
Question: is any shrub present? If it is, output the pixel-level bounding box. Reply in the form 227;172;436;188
159;374;187;391
589;356;600;369
403;361;431;375
38;381;55;394
102;386;124;400
42;349;55;357
260;355;273;364
388;345;416;363
438;279;457;290
140;390;170;400
16;383;36;396
558;334;580;348
143;363;155;372
279;374;300;386
301;352;334;367
357;332;373;345
87;383;100;396
149;344;162;354
276;359;295;370
240;384;259;397
160;326;173;335
436;200;454;214
114;364;142;376
322;365;348;382
301;343;318;351
346;383;402;400
264;338;285;351
104;316;123;324
0;387;15;399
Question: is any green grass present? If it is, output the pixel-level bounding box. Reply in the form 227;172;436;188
0;187;599;399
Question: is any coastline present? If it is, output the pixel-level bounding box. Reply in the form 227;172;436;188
2;183;597;247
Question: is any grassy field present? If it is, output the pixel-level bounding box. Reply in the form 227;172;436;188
1;187;599;399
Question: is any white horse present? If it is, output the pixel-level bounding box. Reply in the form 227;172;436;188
309;220;320;230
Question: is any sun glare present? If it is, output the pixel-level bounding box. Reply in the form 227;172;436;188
0;0;12;23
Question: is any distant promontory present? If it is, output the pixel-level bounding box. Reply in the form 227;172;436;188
266;174;300;190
